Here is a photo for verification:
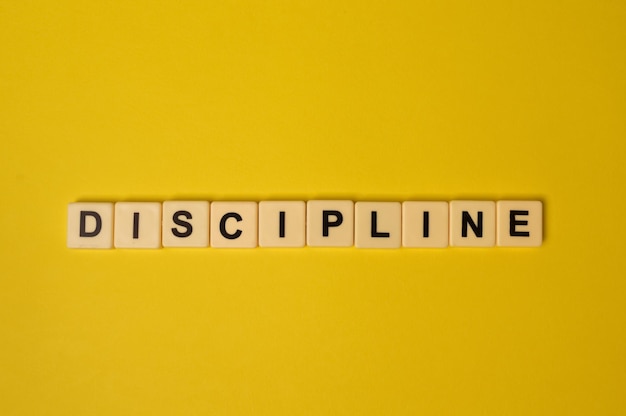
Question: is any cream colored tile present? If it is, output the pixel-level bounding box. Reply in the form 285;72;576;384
402;201;449;248
162;201;210;248
67;202;114;249
210;202;258;248
114;202;162;249
258;201;305;247
497;200;543;247
355;202;401;248
449;200;496;247
306;200;354;247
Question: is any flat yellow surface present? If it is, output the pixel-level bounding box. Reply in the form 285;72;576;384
1;1;625;414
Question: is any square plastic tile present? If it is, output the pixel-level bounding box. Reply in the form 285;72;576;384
306;200;354;247
449;200;496;247
355;202;401;248
259;201;305;247
67;202;114;249
497;200;543;247
114;202;162;249
402;201;449;248
210;202;258;248
162;201;210;247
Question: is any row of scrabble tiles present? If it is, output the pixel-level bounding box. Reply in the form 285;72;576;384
67;200;543;249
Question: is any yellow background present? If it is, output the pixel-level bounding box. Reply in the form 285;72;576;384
1;1;625;414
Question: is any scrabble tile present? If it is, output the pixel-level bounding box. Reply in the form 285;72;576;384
67;202;114;249
162;201;210;248
210;202;258;248
355;202;401;248
259;201;305;247
402;201;449;248
497;200;543;247
307;200;354;247
114;202;162;249
449;200;496;247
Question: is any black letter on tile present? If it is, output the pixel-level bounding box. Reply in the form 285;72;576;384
220;212;242;239
133;212;140;239
279;211;286;238
462;211;482;237
172;210;193;238
423;211;430;238
371;211;390;238
79;211;102;237
510;210;530;237
322;210;343;237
